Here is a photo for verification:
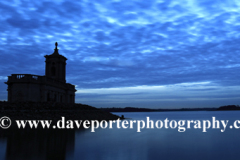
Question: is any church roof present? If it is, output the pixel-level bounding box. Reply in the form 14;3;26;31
44;42;67;60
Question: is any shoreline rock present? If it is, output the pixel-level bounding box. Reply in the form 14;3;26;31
0;101;120;121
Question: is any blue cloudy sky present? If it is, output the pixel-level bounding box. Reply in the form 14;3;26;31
1;0;240;108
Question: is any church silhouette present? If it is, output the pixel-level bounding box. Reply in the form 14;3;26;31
5;42;76;103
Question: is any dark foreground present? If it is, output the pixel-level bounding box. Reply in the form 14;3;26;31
0;101;120;121
0;101;120;160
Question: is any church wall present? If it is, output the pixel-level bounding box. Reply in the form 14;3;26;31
43;84;75;103
8;82;75;103
9;83;41;102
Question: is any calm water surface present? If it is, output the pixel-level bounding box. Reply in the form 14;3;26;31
0;111;240;160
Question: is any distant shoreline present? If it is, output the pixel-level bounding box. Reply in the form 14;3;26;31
100;105;240;112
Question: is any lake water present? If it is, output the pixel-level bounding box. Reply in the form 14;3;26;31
0;111;240;160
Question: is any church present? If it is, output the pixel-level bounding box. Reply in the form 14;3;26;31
5;42;76;103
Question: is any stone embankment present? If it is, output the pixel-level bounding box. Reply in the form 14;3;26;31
0;101;119;121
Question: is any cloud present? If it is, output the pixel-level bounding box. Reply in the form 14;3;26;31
1;0;240;107
76;82;240;108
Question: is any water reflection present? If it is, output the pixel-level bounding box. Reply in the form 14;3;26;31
0;128;79;160
0;111;240;160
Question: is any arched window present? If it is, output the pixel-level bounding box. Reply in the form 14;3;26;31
54;93;57;102
70;94;73;103
47;92;50;102
60;95;63;102
51;62;56;76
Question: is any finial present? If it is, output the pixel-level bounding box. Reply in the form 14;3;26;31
53;42;59;55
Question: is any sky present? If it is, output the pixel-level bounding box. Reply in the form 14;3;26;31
0;0;240;108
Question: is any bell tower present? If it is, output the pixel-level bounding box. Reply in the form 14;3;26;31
44;42;67;82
